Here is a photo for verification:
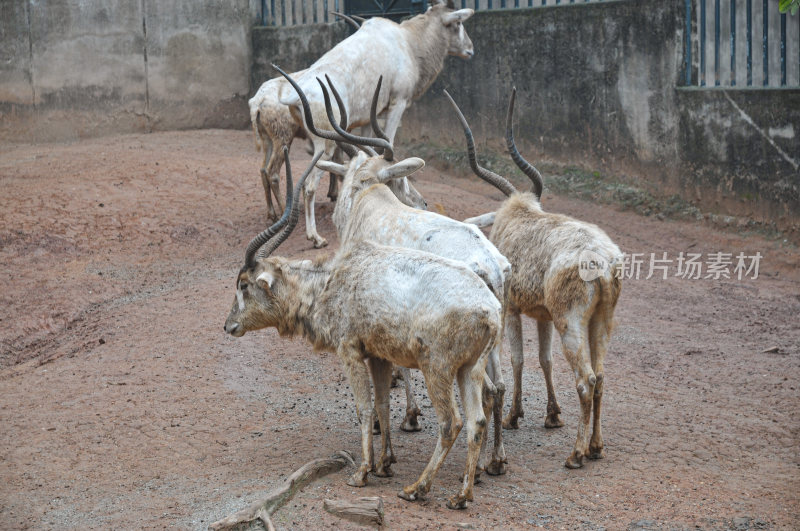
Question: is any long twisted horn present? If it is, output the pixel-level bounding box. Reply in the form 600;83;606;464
369;76;389;143
316;77;375;157
256;150;324;261
273;64;357;158
443;90;517;197
244;146;294;269
329;11;360;29
322;76;394;161
325;75;358;159
317;78;376;157
506;87;543;200
274;65;344;143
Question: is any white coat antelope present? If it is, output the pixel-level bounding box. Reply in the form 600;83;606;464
224;152;502;509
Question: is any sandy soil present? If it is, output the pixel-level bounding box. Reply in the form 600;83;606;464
1;129;798;530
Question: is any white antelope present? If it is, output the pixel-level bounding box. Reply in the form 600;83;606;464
274;0;476;248
224;151;501;509
290;75;512;476
246;13;364;221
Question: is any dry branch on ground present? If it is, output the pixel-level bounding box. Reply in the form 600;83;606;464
209;450;355;531
323;496;385;527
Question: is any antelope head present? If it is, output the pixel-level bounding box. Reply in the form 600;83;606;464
224;149;322;337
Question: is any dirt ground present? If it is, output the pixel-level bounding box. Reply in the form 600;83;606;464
1;129;798;530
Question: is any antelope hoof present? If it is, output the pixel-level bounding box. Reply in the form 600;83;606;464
446;494;469;510
544;413;564;429
398;485;427;502
400;408;422;432
588;446;605;460
311;236;328;249
347;467;370;487
502;412;521;430
390;371;403;388
486;459;507;476
565;452;584;469
374;463;394;477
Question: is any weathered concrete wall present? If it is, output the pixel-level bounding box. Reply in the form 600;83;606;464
144;0;252;130
250;22;350;95
401;0;683;168
0;0;252;142
676;89;800;224
395;0;799;230
0;2;34;108
2;0;796;228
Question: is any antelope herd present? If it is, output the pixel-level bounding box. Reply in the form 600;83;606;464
225;0;622;509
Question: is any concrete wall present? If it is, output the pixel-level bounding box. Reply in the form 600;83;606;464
676;89;800;222
1;0;796;229
0;0;253;142
400;0;683;169
396;0;799;231
250;22;349;94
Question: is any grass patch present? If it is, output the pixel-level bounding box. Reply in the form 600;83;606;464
547;167;704;221
404;142;791;244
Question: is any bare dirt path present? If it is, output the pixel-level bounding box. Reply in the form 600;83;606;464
1;130;798;530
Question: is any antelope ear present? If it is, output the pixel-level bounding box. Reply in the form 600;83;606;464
443;8;473;24
316;160;348;176
377;157;425;183
256;271;275;289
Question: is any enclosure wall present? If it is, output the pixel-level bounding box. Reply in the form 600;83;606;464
250;22;349;94
2;0;797;230
397;0;799;231
0;0;255;142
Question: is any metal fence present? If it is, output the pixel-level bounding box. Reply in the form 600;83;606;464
685;0;800;87
257;0;800;88
258;0;611;27
259;0;345;26
453;0;609;9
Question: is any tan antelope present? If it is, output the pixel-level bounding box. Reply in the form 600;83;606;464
248;72;308;221
447;89;623;469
